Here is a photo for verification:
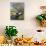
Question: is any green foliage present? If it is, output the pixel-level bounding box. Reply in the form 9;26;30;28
36;14;46;21
5;26;18;38
36;15;44;21
43;15;46;20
